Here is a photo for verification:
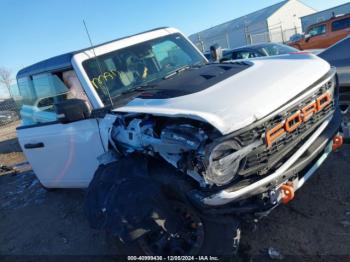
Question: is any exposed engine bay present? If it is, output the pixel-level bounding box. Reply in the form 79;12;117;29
105;74;335;189
108;113;257;187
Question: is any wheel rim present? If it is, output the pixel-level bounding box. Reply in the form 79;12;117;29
138;201;204;255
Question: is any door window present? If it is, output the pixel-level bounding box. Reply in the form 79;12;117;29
15;73;68;125
332;17;350;31
307;24;326;37
15;71;89;126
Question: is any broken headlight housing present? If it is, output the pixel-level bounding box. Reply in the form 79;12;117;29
204;140;242;186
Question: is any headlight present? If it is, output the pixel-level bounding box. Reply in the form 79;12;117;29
204;140;241;186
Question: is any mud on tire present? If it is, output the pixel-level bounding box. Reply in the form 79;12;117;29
106;200;240;259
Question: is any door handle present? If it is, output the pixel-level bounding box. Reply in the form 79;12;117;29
24;142;45;149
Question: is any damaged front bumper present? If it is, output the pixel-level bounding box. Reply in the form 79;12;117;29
190;109;342;208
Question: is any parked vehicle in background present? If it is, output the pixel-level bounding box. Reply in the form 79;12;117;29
289;13;350;50
203;48;232;61
0;110;18;125
288;33;304;42
221;43;298;61
319;36;350;138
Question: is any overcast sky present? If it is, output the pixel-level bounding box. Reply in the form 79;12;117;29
0;0;349;98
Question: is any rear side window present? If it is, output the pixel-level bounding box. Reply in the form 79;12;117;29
332;17;350;31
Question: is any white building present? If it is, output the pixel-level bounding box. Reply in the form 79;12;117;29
301;2;350;31
189;0;315;51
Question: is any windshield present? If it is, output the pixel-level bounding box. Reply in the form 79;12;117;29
83;33;206;105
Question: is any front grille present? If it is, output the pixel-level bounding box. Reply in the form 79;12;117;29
236;77;335;177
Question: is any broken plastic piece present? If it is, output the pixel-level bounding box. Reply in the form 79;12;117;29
280;184;295;204
268;247;284;260
332;134;343;151
0;164;16;175
85;154;185;242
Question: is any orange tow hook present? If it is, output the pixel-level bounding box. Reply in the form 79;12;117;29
332;135;343;151
280;184;295;204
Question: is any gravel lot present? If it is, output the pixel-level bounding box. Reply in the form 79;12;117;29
0;121;25;167
1;122;350;261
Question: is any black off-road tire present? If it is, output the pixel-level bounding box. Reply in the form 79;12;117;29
101;158;241;260
106;201;241;260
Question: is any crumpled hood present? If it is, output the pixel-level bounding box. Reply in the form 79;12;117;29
114;53;331;135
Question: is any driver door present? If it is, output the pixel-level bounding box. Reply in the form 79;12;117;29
15;71;105;188
17;119;105;188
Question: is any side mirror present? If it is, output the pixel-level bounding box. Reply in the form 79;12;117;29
209;44;222;62
55;99;91;124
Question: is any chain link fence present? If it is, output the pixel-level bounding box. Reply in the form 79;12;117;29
191;24;303;52
0;97;20;127
193;33;230;53
248;26;301;45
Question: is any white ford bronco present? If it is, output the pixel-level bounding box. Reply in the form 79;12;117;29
15;27;342;257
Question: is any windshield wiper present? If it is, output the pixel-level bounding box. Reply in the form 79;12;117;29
163;62;206;80
120;63;206;96
163;65;191;80
120;84;157;96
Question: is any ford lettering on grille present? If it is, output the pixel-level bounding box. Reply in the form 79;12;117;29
265;91;332;148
